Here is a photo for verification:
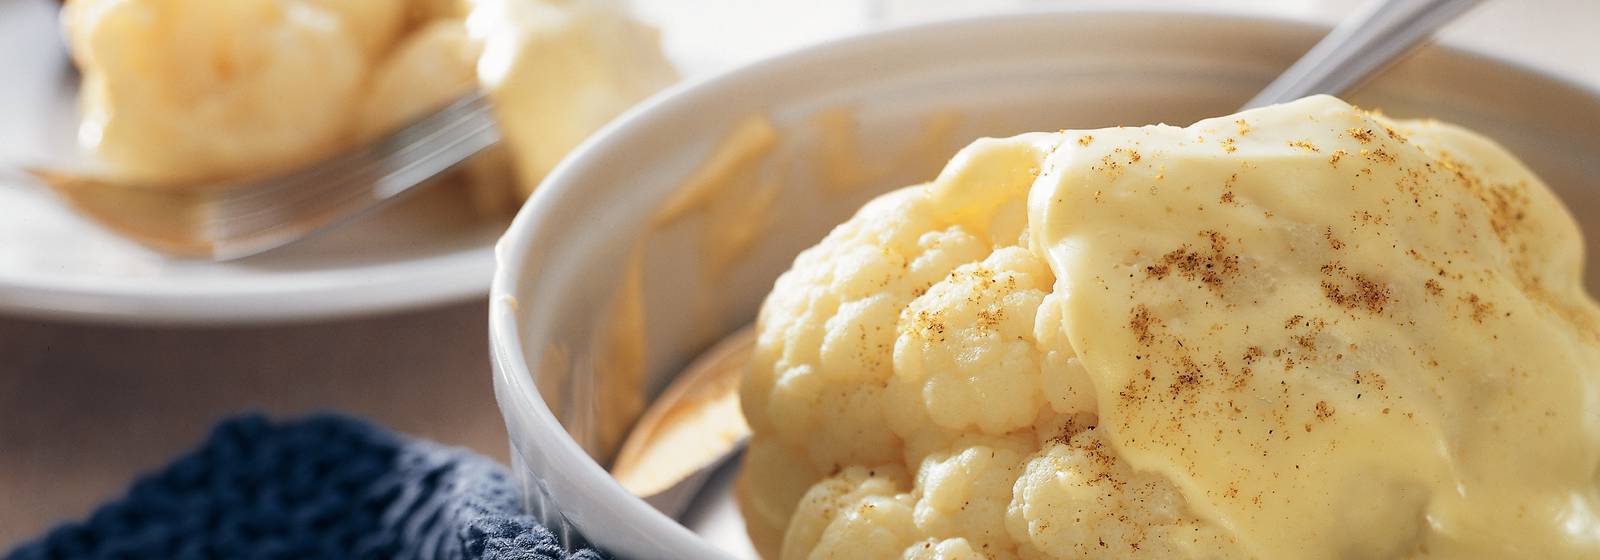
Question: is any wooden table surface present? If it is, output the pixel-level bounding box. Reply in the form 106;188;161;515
0;302;509;546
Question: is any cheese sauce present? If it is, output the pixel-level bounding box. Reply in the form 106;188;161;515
1026;95;1600;558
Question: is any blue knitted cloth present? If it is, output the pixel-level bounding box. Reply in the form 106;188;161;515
5;414;607;560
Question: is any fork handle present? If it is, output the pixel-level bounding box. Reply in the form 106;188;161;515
1243;0;1485;109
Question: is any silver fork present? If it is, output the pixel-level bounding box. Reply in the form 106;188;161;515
29;91;501;260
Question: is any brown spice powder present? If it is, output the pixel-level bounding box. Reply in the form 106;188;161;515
1321;263;1391;313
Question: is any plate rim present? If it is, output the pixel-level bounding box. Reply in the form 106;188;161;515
0;1;507;326
0;244;495;325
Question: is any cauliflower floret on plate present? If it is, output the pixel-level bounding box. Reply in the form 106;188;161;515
739;135;1245;559
63;0;674;219
63;0;402;181
356;20;479;140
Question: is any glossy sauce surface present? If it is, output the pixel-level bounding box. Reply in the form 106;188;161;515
1026;95;1600;558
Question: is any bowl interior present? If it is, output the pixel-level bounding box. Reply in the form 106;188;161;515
491;9;1600;559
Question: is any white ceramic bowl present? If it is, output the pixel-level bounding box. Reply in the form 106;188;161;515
490;9;1600;559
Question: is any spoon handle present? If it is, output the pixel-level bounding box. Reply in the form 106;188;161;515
1243;0;1485;109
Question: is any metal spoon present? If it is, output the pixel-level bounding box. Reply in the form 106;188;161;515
1245;0;1484;109
609;0;1484;520
610;326;754;518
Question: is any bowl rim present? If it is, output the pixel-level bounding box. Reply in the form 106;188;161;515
489;6;1600;558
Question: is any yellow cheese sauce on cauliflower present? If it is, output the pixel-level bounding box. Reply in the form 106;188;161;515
738;96;1600;559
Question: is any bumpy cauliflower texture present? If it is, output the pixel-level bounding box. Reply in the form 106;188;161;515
740;96;1600;559
737;134;1240;559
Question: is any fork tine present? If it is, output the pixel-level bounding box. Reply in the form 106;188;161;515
211;95;498;222
27;91;504;260
211;117;498;244
208;107;501;258
218;92;495;205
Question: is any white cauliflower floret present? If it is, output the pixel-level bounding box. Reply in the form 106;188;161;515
894;246;1049;435
740;136;1245;559
63;0;396;181
469;0;678;195
740;188;988;554
1033;292;1097;416
903;538;989;560
356;20;479;140
1007;430;1235;560
910;434;1033;557
354;16;520;215
783;466;920;560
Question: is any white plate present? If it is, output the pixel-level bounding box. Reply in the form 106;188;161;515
0;1;503;324
0;0;896;325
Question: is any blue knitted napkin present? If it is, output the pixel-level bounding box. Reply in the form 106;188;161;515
5;414;608;560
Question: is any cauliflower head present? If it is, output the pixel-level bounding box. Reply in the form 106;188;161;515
737;133;1241;560
741;96;1600;560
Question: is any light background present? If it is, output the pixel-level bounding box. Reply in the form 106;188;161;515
2;0;1595;548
